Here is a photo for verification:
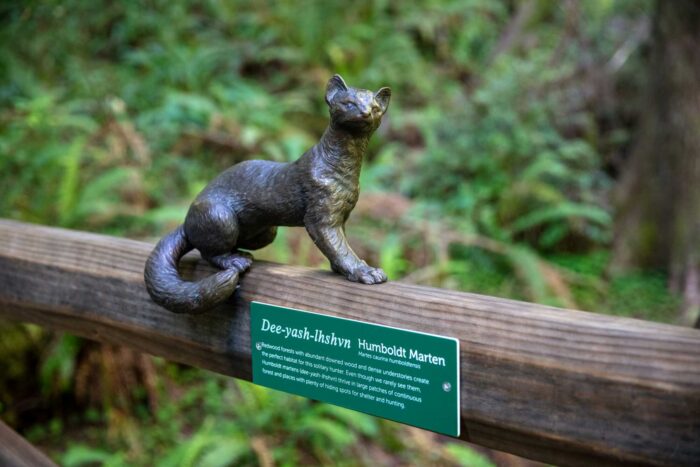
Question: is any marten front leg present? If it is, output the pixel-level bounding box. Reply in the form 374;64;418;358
305;221;387;284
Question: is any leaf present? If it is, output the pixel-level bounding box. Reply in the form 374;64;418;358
62;445;123;467
503;244;549;302
539;222;569;249
314;404;379;437
40;334;81;394
300;417;356;447
199;440;249;467
379;233;408;280
73;167;141;224
444;443;496;467
57;137;86;227
142;205;189;227
508;202;611;236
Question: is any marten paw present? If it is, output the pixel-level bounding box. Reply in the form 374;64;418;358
208;252;253;273
228;255;253;273
348;265;387;284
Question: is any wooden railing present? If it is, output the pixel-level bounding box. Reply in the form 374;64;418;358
0;219;698;466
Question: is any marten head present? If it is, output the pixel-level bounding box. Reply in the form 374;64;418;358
325;74;391;134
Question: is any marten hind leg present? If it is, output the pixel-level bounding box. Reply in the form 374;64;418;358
184;200;252;273
238;226;278;251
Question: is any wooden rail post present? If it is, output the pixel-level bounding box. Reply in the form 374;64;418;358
0;420;57;467
0;219;698;466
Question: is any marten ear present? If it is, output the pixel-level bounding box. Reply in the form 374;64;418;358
375;87;392;113
326;74;348;105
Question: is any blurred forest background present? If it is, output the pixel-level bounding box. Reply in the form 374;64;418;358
1;0;699;465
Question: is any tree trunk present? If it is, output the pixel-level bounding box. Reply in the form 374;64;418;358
612;0;700;326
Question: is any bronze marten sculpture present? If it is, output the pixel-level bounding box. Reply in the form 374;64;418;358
144;75;391;313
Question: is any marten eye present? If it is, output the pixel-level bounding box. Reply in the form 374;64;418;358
343;101;357;110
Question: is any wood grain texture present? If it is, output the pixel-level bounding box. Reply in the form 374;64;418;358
0;420;57;467
0;219;698;466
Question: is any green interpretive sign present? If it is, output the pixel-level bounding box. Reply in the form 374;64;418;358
250;301;461;437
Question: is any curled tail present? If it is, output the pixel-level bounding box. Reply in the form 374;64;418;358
144;225;239;314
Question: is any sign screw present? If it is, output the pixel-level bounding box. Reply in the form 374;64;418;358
256;342;262;351
442;382;452;392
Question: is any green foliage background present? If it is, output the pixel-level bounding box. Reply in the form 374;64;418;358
0;0;680;465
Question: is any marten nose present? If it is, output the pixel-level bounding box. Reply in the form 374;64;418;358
360;108;371;118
